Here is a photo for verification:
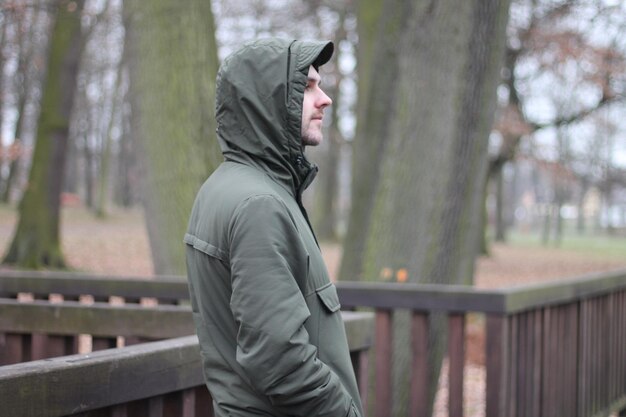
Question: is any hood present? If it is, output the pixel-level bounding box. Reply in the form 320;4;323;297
215;38;334;198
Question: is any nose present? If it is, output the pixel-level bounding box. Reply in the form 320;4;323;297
318;89;332;108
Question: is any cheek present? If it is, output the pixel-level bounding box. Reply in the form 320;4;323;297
302;94;314;116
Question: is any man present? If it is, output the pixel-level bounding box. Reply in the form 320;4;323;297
184;38;363;417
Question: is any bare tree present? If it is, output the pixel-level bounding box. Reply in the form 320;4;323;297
3;0;87;268
0;0;48;204
488;0;626;242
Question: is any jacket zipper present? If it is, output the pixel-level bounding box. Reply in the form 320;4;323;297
295;156;320;248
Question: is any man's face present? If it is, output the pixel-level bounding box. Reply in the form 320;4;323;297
301;65;332;147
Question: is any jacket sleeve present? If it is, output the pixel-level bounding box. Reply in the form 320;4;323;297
228;194;360;417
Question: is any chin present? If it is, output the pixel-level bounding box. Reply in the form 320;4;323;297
303;137;323;147
302;131;323;147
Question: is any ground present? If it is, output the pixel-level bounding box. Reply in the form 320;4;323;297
1;204;625;416
2;205;625;283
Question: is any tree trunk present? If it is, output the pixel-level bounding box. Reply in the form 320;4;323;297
342;0;510;414
494;163;506;241
541;204;552;245
114;74;136;208
576;179;588;234
95;55;125;218
555;198;563;245
3;0;86;268
63;134;79;194
479;178;490;256
94;114;113;218
0;13;9;195
83;133;95;209
339;0;412;282
1;114;24;203
124;0;221;275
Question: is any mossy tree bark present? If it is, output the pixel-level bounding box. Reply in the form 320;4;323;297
339;0;411;282
341;0;510;414
124;0;221;275
3;0;86;269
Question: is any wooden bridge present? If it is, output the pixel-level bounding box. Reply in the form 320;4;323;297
1;269;625;417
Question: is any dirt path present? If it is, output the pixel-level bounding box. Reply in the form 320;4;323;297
0;206;153;275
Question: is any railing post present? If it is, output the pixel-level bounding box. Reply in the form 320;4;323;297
31;294;48;361
47;296;80;358
532;309;542;417
194;386;213;417
0;290;21;364
92;295;118;351
486;314;508;417
148;396;164;416
448;313;465;417
615;291;624;414
350;347;369;410
0;333;27;365
182;388;195;417
111;404;127;417
409;312;429;417
375;309;393;417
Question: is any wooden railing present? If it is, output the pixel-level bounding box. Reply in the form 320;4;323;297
1;269;626;417
0;290;373;417
1;335;211;417
0;324;372;417
0;270;193;366
338;270;626;417
0;270;188;304
0;299;195;364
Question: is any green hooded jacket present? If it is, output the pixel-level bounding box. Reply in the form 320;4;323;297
184;38;363;417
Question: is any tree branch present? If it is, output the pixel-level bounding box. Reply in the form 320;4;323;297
529;93;624;132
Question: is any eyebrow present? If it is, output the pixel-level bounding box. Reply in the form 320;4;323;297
307;75;322;86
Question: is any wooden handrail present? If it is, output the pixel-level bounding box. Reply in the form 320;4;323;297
0;271;188;301
0;335;205;416
0;299;373;352
0;299;194;339
2;268;625;313
338;269;626;313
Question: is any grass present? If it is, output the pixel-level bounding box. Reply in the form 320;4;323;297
505;229;626;261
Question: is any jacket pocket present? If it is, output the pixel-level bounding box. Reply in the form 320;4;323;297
315;283;341;313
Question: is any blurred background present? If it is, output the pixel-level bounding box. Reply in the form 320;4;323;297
0;0;624;286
